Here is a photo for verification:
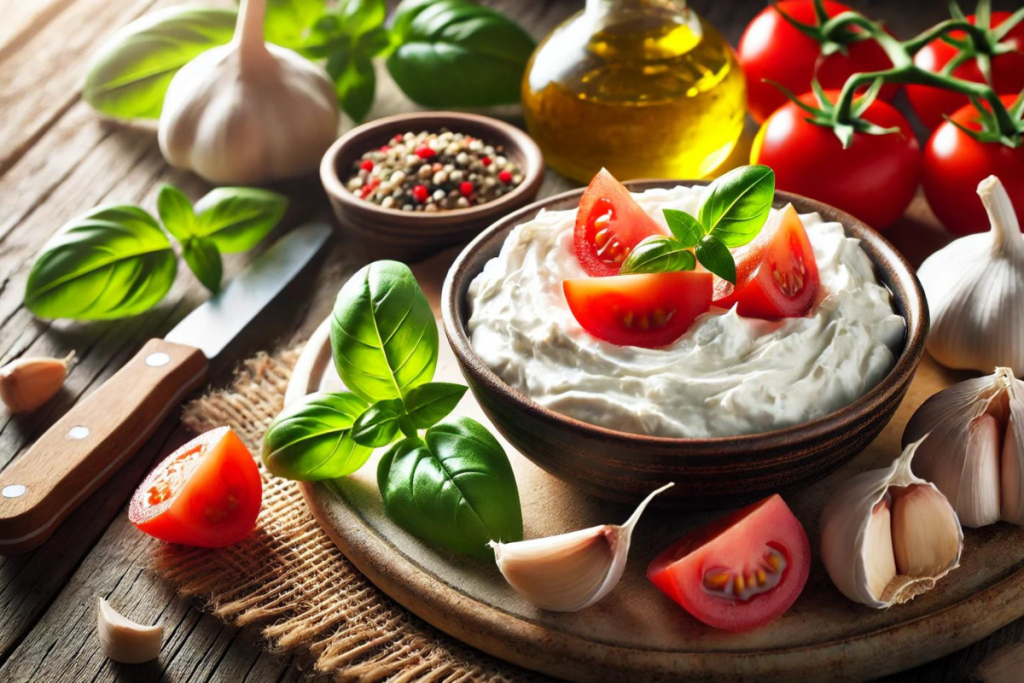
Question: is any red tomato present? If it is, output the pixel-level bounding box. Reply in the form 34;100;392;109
574;168;666;277
714;204;820;318
923;96;1024;235
738;1;897;124
907;12;1024;129
751;91;921;229
130;427;262;548
563;271;712;348
647;494;810;632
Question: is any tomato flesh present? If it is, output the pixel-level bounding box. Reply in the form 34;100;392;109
714;204;819;318
574;169;666;277
563;271;712;348
648;494;810;632
130;427;262;548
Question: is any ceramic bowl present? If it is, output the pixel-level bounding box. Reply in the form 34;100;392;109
442;181;929;510
321;112;544;258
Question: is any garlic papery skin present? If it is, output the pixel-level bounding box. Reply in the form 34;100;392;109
820;439;962;608
903;367;1024;527
0;351;74;413
97;598;163;664
157;0;339;184
490;482;673;612
917;175;1024;375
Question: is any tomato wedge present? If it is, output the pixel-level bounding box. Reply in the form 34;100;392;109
574;169;666;277
130;427;262;548
713;204;819;318
563;271;712;348
648;494;810;632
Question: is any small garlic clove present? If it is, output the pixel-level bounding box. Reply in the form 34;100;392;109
863;500;897;602
975;641;1024;683
0;350;74;413
890;484;961;577
491;482;673;612
1002;407;1024;524
958;413;1003;528
97;598;162;664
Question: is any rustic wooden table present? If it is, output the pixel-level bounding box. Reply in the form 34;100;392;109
0;0;1019;681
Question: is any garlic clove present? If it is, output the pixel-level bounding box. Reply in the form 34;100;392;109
1001;414;1024;524
97;598;163;664
0;350;74;413
890;484;961;577
975;641;1024;683
958;413;1003;528
491;482;673;612
863;500;897;602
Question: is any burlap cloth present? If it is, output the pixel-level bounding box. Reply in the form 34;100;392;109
156;348;547;682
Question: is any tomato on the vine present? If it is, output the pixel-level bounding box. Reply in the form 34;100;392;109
738;1;896;124
751;91;921;230
923;95;1024;235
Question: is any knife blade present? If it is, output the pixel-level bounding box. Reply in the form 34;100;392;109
0;222;332;554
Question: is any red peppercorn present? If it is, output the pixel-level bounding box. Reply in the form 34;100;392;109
360;159;374;172
415;146;436;159
412;185;429;202
481;156;492;167
499;170;513;184
392;134;403;144
460;181;474;197
379;145;390;153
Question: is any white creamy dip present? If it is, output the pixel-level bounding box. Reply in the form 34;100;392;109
466;185;906;438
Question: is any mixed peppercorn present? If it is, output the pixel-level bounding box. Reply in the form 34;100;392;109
346;130;524;212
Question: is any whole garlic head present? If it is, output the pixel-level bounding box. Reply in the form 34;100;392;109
820;438;963;609
158;0;339;184
918;176;1024;375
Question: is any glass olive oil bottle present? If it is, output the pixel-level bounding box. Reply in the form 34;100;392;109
522;0;746;183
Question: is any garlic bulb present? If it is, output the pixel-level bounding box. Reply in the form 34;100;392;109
917;176;1024;375
903;367;1024;527
97;598;163;664
491;482;673;611
158;0;339;184
820;438;962;608
975;641;1024;683
0;351;74;413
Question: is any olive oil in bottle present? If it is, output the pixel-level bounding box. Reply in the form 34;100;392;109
522;0;746;183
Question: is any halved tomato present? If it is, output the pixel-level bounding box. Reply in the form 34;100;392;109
574;169;666;277
647;494;810;632
130;427;262;548
713;204;819;318
563;271;712;348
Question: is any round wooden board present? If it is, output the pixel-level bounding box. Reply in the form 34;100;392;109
288;252;1024;683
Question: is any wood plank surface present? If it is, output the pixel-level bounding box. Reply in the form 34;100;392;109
0;0;1019;681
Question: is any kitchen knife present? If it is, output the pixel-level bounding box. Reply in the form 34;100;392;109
0;222;332;555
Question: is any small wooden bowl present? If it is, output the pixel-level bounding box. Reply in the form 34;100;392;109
442;181;929;510
321;112;544;259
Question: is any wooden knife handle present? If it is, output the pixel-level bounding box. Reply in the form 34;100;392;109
0;339;208;554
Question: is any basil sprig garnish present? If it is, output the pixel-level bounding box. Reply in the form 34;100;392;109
620;165;776;284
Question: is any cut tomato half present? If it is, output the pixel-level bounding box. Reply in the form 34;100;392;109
129;427;262;548
574;169;667;277
563;271;712;348
647;494;810;632
713;204;819;318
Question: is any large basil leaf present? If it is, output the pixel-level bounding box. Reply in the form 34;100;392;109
377;417;522;557
404;382;467;428
262;391;373;480
386;0;535;107
192;187;288;253
264;0;324;50
330;261;438;403
24;206;177;320
698;165;775;249
620;235;696;275
83;7;237;120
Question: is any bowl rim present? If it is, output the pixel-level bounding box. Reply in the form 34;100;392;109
441;179;930;449
320;111;546;225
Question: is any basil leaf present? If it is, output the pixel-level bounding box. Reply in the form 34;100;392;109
351;398;405;447
24;206;176;320
83;7;237;119
264;0;323;49
181;237;223;293
695;235;736;285
156;184;197;242
619;236;697;275
327;46;377;122
193;187;288;253
698;165;775;248
338;0;388;38
262;391;373;480
386;0;535;107
404;382;467;428
663;209;705;247
389;0;437;37
331;261;438;403
377;417;522;557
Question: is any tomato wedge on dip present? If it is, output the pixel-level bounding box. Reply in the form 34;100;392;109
574;169;666;277
713;204;819;318
130;427;262;548
563;271;712;348
648;494;810;632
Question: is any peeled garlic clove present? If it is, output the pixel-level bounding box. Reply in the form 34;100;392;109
491;482;673;612
975;641;1024;683
0;351;74;413
97;598;162;664
820;438;962;608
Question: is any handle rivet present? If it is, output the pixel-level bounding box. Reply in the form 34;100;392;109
146;352;171;368
67;426;90;440
2;485;25;498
